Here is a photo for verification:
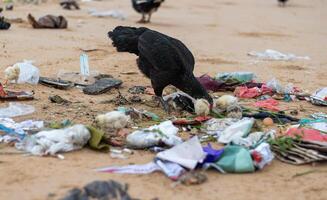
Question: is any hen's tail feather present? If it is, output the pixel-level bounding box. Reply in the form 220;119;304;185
108;26;148;55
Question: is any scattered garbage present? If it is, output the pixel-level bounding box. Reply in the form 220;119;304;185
0;84;34;100
248;49;310;61
27;14;68;29
15;124;90;156
270;136;327;165
49;95;71;105
250;142;274;169
128;86;146;94
126;121;182;149
61;180;133;200
309;87;327;106
88;9;127;20
253;98;280;111
218;118;255;144
0;103;35;118
0;16;11;30
97;160;185;180
243;111;299;124
39;77;72;89
156;136;206;170
216;72;255;83
210;145;255;173
83;78;122;95
234;85;272;98
0;118;43;142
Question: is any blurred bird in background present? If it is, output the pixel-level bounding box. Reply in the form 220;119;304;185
131;0;165;23
278;0;288;7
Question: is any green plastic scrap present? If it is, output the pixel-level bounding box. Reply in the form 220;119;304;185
211;145;255;173
86;126;110;152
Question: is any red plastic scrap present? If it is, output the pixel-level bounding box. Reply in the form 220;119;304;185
253;99;280;111
173;116;211;125
286;127;327;142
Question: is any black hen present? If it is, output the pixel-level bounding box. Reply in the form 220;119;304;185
278;0;288;7
132;0;164;23
108;26;213;112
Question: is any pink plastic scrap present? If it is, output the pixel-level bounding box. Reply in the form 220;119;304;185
234;84;273;98
253;99;280;111
234;86;261;98
286;127;327;142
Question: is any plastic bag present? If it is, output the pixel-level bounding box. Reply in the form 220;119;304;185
15;60;40;84
218;118;255;144
126;121;182;149
15;124;91;156
253;99;280;111
211;145;255;173
0;103;35;118
216;72;255;83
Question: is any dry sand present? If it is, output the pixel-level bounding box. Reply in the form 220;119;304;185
0;0;327;199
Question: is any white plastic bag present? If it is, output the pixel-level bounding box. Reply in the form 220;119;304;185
15;124;90;156
218;118;255;144
16;60;40;84
126;121;182;149
0;103;35;118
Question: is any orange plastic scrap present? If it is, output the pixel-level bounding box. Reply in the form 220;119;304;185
253;99;280;111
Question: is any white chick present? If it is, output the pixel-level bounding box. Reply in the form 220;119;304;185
95;111;130;131
194;99;210;116
4;64;20;85
214;95;238;110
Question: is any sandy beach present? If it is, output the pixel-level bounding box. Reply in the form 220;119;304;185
0;0;327;199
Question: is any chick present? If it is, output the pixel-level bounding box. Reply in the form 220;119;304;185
214;95;238;110
194;99;210;116
4;64;20;85
95;111;130;133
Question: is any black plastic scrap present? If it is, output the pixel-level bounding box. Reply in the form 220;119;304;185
0;16;11;30
243;111;299;124
61;180;133;200
83;78;122;95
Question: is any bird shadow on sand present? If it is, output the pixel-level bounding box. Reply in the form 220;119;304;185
145;21;178;28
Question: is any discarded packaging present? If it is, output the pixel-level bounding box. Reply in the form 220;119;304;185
0;103;35;118
253;99;280;111
218;118;255;144
88;9;127;20
248;49;310;61
310;87;327;106
15;124;90;156
126;121;182;149
216;72;255;83
27;14;68;29
156;136;206;170
83;78;122;95
251;142;274;169
211;145;255;173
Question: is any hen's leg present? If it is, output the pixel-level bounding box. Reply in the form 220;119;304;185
152;81;170;113
146;12;152;23
138;13;146;23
